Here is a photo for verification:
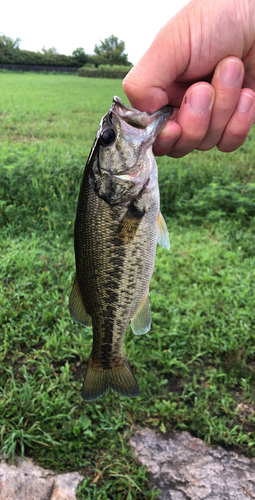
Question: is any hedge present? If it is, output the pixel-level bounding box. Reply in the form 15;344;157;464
78;64;132;79
0;48;82;67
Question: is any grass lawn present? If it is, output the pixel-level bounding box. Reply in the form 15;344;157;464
1;71;255;499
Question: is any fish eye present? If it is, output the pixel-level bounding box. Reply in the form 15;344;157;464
101;127;116;146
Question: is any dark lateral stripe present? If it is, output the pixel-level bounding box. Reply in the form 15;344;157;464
114;204;145;246
99;244;126;367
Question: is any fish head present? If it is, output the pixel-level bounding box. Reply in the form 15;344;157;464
88;96;173;205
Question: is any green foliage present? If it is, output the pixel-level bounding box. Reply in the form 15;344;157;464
41;46;59;55
0;34;87;67
0;33;22;65
0;47;79;67
0;73;255;498
0;33;21;49
92;35;130;66
78;64;132;79
72;47;88;66
0;33;130;69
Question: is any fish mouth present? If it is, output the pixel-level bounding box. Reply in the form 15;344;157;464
147;105;174;137
112;96;149;129
112;96;173;139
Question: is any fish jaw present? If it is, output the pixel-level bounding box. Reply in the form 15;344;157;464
111;96;149;129
111;96;173;136
112;96;173;148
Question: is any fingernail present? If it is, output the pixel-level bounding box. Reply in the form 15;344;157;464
220;59;242;87
189;85;213;113
236;93;253;113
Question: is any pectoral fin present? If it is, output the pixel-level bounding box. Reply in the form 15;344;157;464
69;275;92;326
114;203;145;246
157;211;170;250
131;291;151;335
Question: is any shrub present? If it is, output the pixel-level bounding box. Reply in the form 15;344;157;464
78;64;132;79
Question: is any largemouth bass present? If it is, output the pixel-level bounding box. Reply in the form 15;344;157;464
69;96;173;401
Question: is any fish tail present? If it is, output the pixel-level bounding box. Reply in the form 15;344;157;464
107;358;140;399
82;354;139;402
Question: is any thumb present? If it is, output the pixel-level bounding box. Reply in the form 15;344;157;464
123;8;191;112
123;0;251;113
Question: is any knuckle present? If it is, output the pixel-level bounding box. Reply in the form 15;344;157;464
197;134;220;151
225;128;248;143
217;134;247;152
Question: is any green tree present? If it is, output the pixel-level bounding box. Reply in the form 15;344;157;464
0;33;22;64
41;46;59;55
0;33;21;49
92;35;130;66
72;47;88;66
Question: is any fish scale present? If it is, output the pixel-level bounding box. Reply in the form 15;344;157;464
69;96;173;401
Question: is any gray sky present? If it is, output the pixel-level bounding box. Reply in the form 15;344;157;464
1;0;190;64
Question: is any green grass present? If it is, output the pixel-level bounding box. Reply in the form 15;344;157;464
1;72;255;499
0;72;129;144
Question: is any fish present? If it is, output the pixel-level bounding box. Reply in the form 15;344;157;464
69;96;173;401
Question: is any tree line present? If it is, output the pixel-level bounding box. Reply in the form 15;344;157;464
0;34;131;68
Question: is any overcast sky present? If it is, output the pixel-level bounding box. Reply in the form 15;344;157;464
1;0;190;65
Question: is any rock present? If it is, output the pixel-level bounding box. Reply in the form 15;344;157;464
130;428;255;500
0;456;83;500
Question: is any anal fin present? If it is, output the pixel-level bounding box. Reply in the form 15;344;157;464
131;291;151;335
69;275;92;326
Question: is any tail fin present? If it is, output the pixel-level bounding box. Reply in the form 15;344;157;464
82;354;139;402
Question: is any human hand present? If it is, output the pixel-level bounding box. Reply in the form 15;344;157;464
123;0;255;157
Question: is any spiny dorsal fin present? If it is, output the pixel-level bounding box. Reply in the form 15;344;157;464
114;203;145;246
157;211;170;250
69;275;92;326
131;291;151;335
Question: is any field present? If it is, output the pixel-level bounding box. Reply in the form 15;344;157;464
1;72;255;499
